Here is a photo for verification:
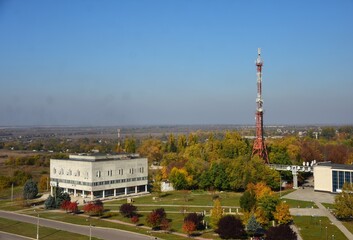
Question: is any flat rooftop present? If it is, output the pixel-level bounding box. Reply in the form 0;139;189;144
315;161;353;170
52;153;143;162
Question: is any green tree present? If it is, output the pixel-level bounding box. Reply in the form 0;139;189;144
23;179;38;200
168;167;191;190
240;190;256;212
210;198;223;229
334;183;353;219
246;214;263;237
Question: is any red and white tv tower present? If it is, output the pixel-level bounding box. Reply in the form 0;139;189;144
252;48;269;163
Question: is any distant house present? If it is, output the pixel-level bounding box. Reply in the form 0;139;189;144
314;162;353;193
50;153;148;200
161;180;174;192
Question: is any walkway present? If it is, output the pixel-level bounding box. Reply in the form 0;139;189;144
285;187;353;240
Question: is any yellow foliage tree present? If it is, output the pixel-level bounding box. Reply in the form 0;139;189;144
247;182;274;200
210;198;223;229
273;201;292;224
38;175;49;192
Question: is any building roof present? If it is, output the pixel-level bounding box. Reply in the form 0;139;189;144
52;153;144;162
315;161;353;170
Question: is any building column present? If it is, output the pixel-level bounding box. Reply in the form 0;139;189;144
82;190;85;198
91;191;94;200
135;186;138;194
114;189;116;197
145;184;148;192
74;189;77;197
124;187;127;195
102;190;105;199
50;186;53;196
65;188;68;193
293;173;298;189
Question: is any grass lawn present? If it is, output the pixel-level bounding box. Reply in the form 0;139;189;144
322;202;335;209
27;210;197;239
293;216;347;240
108;190;242;207
341;221;353;235
282;198;318;208
0;217;101;240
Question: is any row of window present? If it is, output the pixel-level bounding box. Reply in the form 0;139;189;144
53;167;145;179
332;170;353;192
51;176;148;187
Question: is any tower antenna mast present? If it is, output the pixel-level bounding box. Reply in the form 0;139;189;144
252;48;269;163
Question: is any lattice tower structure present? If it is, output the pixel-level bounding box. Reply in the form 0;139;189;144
251;48;269;163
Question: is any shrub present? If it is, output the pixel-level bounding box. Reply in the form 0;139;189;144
184;213;204;230
216;215;245;239
265;224;297;240
146;208;167;230
23;179;38;200
83;200;104;216
182;220;196;236
44;195;56;209
119;203;137;218
131;215;139;225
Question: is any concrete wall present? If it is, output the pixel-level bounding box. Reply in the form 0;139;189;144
313;165;332;192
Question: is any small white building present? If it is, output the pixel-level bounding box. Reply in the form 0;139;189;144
314;162;353;193
50;153;148;200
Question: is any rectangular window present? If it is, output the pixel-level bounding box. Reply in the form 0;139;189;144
339;171;344;190
345;171;351;184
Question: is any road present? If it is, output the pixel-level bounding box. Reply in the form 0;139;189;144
0;210;152;240
0;231;32;240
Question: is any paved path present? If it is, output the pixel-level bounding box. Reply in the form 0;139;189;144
0;231;32;240
285;187;353;240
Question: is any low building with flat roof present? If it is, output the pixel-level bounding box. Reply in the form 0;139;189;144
50;153;148;200
314;162;353;193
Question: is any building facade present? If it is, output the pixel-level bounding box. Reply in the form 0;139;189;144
50;153;148;200
314;162;353;193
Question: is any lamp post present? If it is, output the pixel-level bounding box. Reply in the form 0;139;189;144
34;210;39;240
279;175;282;198
86;216;92;240
326;226;328;240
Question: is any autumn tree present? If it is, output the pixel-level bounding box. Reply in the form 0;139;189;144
83;200;104;216
265;224;297;240
216;215;245;239
146;208;167;230
273;201;292;224
119;203;137;218
184;213;204;230
138;138;163;165
210;198;223;229
168;167;192;190
131;215;139;225
38;175;48;191
334;183;353;219
182;221;196;236
124;137;136;153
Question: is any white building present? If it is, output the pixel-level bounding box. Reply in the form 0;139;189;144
314;162;353;193
50;153;148;200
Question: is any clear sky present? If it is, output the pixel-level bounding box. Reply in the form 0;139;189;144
0;0;352;126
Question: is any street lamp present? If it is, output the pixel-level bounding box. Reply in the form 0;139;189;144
34;210;39;240
86;216;92;240
279;175;282;198
326;226;328;240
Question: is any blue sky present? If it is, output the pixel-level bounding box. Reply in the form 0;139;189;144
0;0;352;126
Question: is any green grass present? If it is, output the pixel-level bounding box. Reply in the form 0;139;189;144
0;217;101;240
282;198;318;208
342;221;353;235
109;190;242;206
322;202;335;209
293;216;347;240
